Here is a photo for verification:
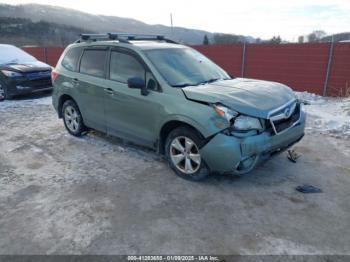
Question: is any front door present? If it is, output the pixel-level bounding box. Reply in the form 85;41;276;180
105;49;162;148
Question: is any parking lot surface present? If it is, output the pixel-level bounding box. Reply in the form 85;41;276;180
0;95;349;255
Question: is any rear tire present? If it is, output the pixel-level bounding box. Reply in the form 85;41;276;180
62;100;86;137
165;127;210;181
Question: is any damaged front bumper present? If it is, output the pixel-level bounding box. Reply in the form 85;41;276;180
200;110;306;174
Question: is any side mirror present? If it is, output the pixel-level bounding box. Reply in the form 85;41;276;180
127;77;149;96
127;77;145;89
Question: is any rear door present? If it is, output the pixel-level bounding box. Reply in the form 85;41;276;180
77;47;108;132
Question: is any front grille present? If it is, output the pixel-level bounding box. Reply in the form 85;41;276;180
26;71;51;80
267;102;301;135
273;104;300;133
28;78;52;89
22;71;52;90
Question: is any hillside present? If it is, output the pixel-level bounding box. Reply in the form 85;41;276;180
0;3;217;45
0;17;93;46
322;32;350;42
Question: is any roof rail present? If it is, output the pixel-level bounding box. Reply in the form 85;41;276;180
76;33;128;43
109;33;178;43
75;33;178;44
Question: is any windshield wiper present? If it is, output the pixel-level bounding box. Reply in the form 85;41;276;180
197;78;222;85
172;83;199;88
172;77;230;88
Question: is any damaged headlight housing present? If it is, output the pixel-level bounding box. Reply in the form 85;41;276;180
214;104;263;131
213;105;238;123
233;115;263;131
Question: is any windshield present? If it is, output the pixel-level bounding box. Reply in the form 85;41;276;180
0;45;37;65
143;48;231;87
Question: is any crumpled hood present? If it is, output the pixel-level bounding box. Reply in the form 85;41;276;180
182;78;296;119
2;61;51;73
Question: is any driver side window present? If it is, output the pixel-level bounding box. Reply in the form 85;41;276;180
109;51;145;84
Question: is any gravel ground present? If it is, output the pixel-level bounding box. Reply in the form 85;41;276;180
0;94;349;255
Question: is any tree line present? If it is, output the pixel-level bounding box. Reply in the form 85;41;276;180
203;30;350;45
0;17;348;46
0;17;93;46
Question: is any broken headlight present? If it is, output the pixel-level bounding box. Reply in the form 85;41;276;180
213;104;263;132
233;115;263;131
213;105;238;123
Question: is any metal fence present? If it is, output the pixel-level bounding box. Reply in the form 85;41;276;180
23;43;350;96
193;43;350;96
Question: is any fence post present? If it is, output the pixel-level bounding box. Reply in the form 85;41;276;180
241;42;246;78
323;38;334;96
44;47;48;64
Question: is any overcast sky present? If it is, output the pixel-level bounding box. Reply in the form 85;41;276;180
1;0;349;41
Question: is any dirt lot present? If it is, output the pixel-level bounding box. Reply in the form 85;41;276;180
0;94;349;255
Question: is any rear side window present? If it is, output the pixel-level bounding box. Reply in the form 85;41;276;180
110;51;145;83
80;49;107;78
61;47;82;71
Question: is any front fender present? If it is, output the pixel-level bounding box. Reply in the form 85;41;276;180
158;111;230;139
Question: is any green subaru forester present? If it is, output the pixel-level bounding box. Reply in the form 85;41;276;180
52;33;305;181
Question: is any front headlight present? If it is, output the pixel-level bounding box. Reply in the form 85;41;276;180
1;70;23;78
233;115;263;131
213;105;238;122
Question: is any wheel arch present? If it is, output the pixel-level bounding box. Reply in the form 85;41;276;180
158;117;211;155
57;94;78;118
0;79;11;99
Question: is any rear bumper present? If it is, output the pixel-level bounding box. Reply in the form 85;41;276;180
200;110;306;174
6;77;52;96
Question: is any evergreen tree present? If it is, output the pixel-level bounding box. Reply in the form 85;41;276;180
203;35;209;45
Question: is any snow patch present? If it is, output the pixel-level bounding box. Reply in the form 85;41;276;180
0;96;52;109
244;236;332;255
296;92;350;139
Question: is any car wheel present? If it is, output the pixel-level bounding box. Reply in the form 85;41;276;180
0;84;10;101
165;127;210;181
62;100;86;137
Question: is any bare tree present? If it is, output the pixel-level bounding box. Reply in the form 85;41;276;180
298;36;304;43
213;33;244;44
267;36;282;44
307;30;326;42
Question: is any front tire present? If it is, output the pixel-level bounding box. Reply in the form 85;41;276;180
165;127;210;181
62;100;86;137
0;83;11;101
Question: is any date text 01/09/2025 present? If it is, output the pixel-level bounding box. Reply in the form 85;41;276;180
127;255;220;261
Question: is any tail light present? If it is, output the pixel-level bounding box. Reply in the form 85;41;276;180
51;69;59;82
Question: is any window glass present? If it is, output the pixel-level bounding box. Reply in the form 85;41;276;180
110;51;145;83
61;47;82;71
80;49;107;77
144;48;230;87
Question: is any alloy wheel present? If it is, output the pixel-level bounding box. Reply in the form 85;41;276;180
64;105;80;132
170;136;201;174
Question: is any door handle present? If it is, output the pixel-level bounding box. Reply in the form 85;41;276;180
72;78;79;85
104;88;114;95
